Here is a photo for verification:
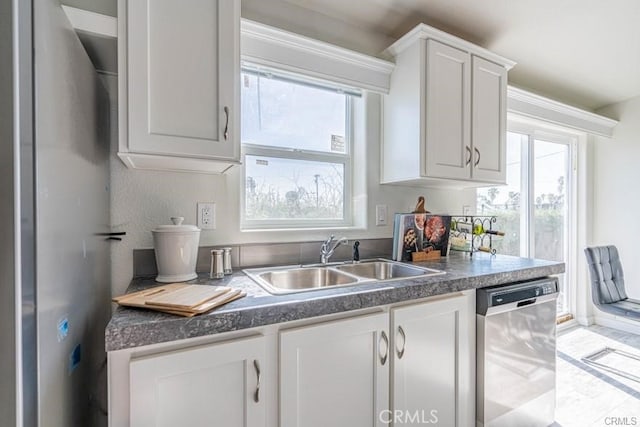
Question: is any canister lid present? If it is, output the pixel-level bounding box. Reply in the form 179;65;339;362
152;217;200;233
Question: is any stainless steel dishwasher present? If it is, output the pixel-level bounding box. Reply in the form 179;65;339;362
476;277;559;427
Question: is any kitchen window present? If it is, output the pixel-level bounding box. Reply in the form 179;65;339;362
240;67;357;229
477;124;577;317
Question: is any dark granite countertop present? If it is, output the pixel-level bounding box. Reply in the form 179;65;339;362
105;253;564;351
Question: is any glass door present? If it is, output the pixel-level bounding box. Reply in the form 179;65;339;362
478;130;574;316
533;139;570;314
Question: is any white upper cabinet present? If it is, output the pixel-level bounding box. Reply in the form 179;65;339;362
472;56;508;183
424;40;471;181
118;0;240;174
382;24;515;187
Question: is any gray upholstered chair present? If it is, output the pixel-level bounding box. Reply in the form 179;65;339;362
584;245;640;320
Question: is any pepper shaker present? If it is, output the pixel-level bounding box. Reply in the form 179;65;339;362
222;247;233;275
210;249;225;279
353;241;360;263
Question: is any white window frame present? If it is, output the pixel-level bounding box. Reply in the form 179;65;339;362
507;120;579;317
240;69;355;230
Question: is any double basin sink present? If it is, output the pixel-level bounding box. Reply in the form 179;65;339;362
244;259;445;295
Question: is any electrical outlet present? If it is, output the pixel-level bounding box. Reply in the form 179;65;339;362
375;204;388;226
197;202;216;229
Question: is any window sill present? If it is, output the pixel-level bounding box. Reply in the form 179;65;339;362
240;225;367;233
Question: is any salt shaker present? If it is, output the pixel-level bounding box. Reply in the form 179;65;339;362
222;247;233;275
210;249;225;279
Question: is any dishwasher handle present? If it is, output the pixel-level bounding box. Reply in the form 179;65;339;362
517;298;536;307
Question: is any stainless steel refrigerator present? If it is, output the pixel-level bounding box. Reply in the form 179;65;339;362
1;0;112;426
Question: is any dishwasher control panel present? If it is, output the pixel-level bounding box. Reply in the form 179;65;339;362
477;277;559;314
540;282;558;295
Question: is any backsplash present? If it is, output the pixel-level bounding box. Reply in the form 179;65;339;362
133;238;393;277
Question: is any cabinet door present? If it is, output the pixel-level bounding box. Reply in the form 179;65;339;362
424;39;471;180
280;313;390;427
391;293;474;427
472;56;507;183
130;336;265;427
126;0;239;160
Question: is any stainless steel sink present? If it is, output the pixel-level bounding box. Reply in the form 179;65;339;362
255;267;360;293
244;259;445;295
334;261;441;280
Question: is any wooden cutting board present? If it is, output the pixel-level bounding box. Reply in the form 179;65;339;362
161;290;246;317
145;285;230;309
113;284;245;317
113;283;185;304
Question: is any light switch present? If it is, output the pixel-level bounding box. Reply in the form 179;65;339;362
375;204;388;226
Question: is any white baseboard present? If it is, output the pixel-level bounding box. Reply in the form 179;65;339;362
594;315;640;336
557;318;579;332
575;315;595;326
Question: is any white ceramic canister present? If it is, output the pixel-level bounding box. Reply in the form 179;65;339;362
152;217;201;283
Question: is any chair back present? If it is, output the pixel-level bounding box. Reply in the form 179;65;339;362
584;245;627;306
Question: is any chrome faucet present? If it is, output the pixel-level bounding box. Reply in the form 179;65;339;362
320;235;348;264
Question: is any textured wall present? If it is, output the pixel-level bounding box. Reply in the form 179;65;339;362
107;3;476;296
108;87;475;296
593;96;640;299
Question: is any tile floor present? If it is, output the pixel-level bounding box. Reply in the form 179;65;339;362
555;325;640;426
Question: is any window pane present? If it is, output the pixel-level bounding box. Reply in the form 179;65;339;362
476;132;525;256
245;155;344;221
241;73;347;154
533;140;569;313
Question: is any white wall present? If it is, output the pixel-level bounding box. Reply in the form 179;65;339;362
592;95;640;300
241;0;394;58
109;90;475;295
107;7;476;296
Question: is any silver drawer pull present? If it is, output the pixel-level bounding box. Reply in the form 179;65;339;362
223;106;230;140
474;147;481;166
397;325;406;359
253;359;261;403
465;146;472;166
379;330;389;366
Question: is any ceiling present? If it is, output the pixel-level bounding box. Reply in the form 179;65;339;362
63;0;640;111
279;0;640;111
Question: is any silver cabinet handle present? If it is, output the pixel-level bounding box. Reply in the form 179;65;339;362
223;106;230;141
474;147;481;167
253;359;261;403
379;330;389;366
465;146;472;166
396;326;406;359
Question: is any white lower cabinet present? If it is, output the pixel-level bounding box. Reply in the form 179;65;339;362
391;293;475;427
280;313;390;427
129;335;266;427
279;291;475;427
115;291;474;427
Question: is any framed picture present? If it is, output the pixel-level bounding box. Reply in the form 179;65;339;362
393;213;452;261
